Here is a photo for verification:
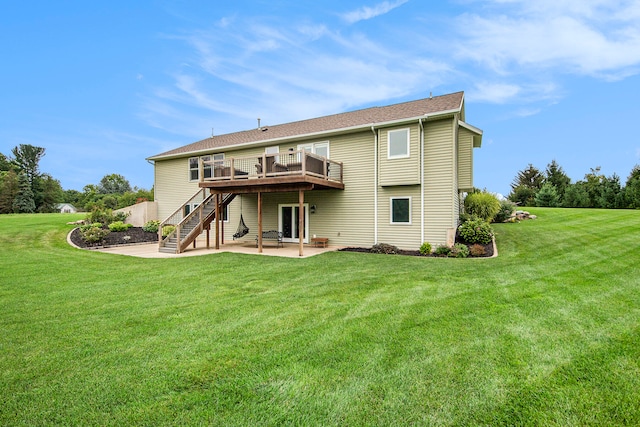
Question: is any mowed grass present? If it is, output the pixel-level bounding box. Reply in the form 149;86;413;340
1;209;639;426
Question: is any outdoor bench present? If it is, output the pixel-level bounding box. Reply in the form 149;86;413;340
255;230;283;248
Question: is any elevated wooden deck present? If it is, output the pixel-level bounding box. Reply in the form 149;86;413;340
198;150;344;193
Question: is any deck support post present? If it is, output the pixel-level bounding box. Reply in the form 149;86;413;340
299;189;304;257
215;193;220;250
258;192;263;253
206;225;210;249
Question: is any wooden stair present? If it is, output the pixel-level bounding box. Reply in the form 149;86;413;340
159;192;235;254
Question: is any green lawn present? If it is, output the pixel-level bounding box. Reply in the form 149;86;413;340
1;209;639;426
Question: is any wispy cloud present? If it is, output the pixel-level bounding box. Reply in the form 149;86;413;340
140;1;640;137
455;1;640;79
341;0;409;24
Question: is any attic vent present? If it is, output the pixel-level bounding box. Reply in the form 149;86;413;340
261;127;268;132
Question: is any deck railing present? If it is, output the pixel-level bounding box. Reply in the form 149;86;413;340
199;150;343;183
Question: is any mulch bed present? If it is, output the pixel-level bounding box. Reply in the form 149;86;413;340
70;227;158;249
339;240;494;257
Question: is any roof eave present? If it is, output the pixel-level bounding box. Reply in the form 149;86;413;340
147;107;462;161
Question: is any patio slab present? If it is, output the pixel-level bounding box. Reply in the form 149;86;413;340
94;237;339;259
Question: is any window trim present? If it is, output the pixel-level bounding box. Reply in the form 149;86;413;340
387;128;410;159
189;153;224;181
297;141;330;158
390;197;412;225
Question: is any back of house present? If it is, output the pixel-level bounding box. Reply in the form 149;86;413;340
147;91;482;253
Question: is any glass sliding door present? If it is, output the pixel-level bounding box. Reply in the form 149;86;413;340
279;204;309;243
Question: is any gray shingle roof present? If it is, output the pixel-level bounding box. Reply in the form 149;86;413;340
148;91;464;160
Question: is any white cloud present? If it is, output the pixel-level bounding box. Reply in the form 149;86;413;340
341;0;409;24
455;2;640;79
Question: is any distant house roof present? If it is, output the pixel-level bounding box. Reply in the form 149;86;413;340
148;91;466;161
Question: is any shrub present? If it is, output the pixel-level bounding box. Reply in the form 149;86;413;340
371;243;399;254
493;199;516;223
434;245;451;257
458;218;494;245
450;243;470;258
142;220;160;233
113;211;129;222
419;242;432;255
108;221;132;232
80;224;110;244
464;192;501;222
162;225;176;237
86;207;118;226
469;244;486;257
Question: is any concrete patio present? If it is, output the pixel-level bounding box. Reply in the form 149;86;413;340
92;236;340;259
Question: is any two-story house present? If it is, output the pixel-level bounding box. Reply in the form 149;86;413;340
147;91;482;255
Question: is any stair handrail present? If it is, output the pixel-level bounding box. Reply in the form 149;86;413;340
158;188;209;247
159;190;236;252
174;193;237;253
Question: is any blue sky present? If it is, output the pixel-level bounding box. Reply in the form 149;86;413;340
1;1;639;196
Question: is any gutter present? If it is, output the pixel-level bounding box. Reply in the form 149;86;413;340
419;118;425;245
372;126;378;245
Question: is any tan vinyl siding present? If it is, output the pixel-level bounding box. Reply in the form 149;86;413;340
423;118;457;246
377;186;422;249
379;124;420;186
457;127;474;191
311;130;375;247
209;131;376;247
155;157;202;220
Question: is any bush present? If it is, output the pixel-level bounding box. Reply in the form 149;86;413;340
113;211;129;222
371;243;399;254
162;225;176;237
449;243;470;258
493;199;516;223
434;245;451;257
108;221;132;232
464;192;501;222
86;207;118;226
80;224;110;244
458;218;494;245
142;220;160;233
419;242;432;255
469;244;486;257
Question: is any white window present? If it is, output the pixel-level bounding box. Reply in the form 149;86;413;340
265;146;280;162
189;153;224;181
298;141;329;158
390;197;411;224
388;129;410;159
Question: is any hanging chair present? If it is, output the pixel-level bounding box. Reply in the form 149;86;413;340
232;195;250;239
233;214;250;239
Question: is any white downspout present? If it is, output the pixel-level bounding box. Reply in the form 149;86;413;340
419;118;425;244
371;126;378;245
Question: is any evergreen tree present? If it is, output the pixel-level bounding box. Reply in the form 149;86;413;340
624;165;640;208
11;144;45;187
597;174;624;209
508;185;537;206
13;173;35;213
544;160;571;201
535;183;560;207
562;183;591;208
511;164;544;191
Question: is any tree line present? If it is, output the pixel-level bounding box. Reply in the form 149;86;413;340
0;144;152;214
509;160;640;208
